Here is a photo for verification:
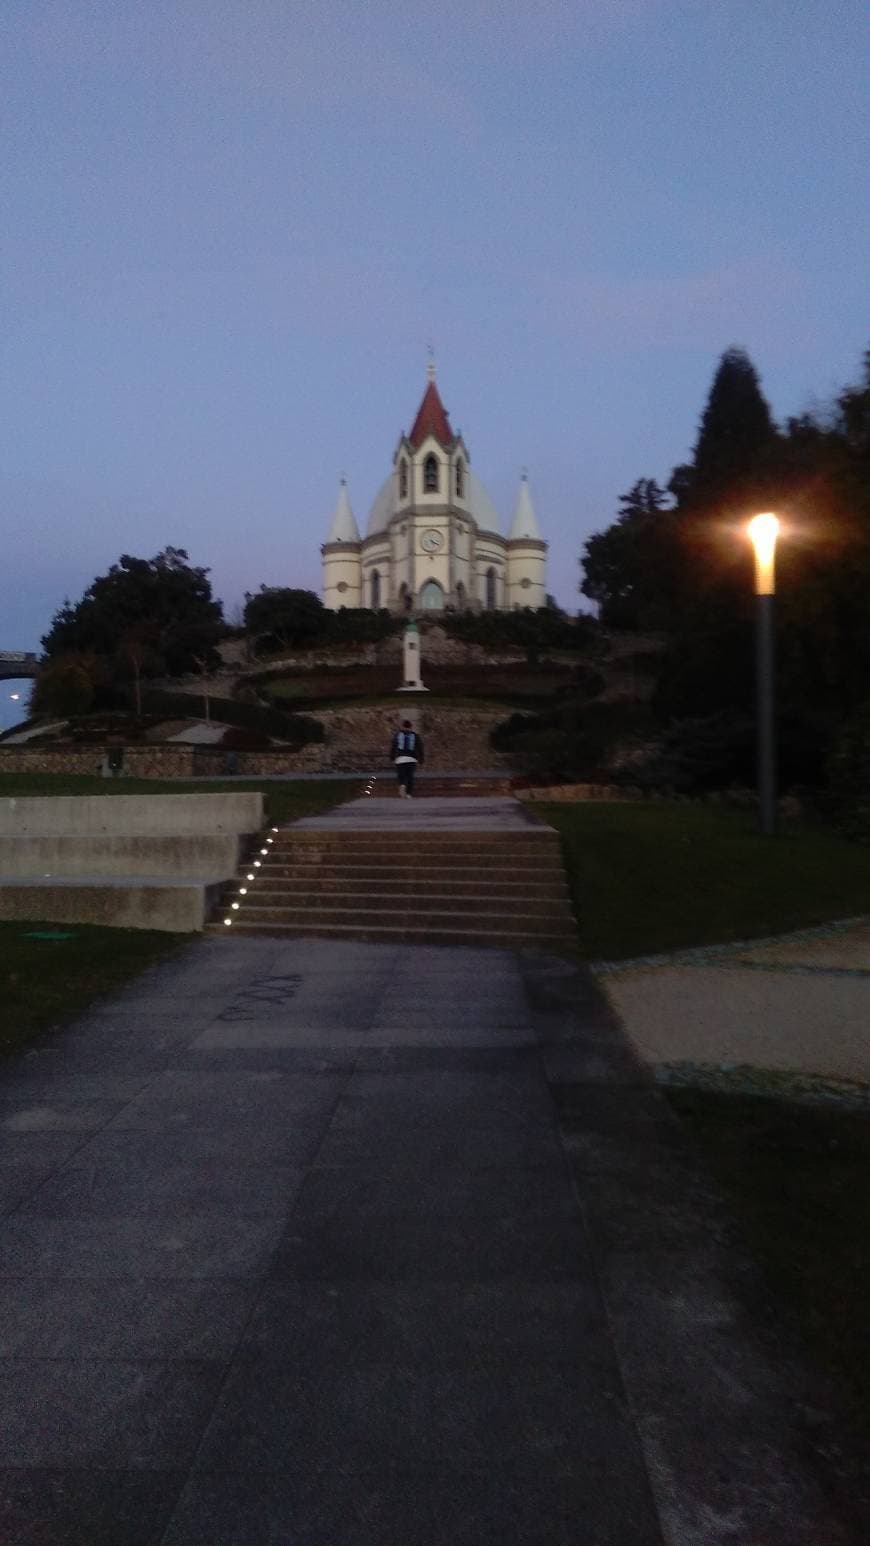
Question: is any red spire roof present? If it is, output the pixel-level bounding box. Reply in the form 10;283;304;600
408;377;454;449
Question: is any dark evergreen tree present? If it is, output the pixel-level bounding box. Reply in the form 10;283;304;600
581;479;676;628
680;346;780;510
42;548;224;679
576;343;870;791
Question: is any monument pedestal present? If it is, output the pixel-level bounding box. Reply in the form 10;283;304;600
397;620;429;692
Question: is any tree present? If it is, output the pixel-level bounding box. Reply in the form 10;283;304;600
31;653;108;717
581;479;676;627
243;588;325;653
657;345;870;749
117;626;163;717
42;548;225;680
680;346;780;511
578;343;870;789
770;349;870;725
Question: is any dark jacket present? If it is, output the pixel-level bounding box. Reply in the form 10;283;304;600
391;729;424;764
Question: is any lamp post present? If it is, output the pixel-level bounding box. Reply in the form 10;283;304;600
748;513;779;835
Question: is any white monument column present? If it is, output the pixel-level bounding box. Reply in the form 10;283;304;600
397;620;429;693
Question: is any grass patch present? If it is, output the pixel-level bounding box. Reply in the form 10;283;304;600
260;663;574;708
539;801;870;960
666;1087;870;1453
1;921;182;1058
264;684;546;712
281;695;525;715
0;774;352;827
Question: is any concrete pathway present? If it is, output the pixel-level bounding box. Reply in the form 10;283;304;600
0;933;860;1542
600;917;870;1082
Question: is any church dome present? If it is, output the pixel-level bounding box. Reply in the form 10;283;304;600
467;471;501;534
366;474;395;536
365;468;501;536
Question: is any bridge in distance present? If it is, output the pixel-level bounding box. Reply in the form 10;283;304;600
0;652;39;682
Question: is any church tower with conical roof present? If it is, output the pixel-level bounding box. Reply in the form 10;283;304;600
320;365;547;612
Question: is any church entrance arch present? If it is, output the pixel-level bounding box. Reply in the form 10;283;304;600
485;567;497;609
369;570;381;609
419;580;445;611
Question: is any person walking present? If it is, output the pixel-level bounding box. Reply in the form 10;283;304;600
390;719;424;798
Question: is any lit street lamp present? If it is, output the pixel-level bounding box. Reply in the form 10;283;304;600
748;513;779;835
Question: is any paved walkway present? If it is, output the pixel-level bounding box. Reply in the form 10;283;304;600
600;917;870;1082
0;928;860;1542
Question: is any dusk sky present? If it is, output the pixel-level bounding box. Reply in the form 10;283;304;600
1;0;868;724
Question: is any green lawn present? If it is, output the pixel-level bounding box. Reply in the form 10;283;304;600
540;802;870;960
0;774;352;827
668;1088;870;1475
265;685;532;712
1;921;183;1057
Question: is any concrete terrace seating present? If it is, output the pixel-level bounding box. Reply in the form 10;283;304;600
0;793;264;932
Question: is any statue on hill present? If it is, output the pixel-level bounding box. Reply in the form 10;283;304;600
397;620;428;692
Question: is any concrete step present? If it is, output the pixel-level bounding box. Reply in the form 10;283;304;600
269;833;560;851
267;841;565;853
216;902;573;933
211;919;578;950
241;859;565;884
222;876;569;900
267;853;565;865
214;818;577;950
369;782;513;798
221;892;575;919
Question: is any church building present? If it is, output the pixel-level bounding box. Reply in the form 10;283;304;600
321;365;547;612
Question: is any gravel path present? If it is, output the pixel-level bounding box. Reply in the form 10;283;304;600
598;917;870;1086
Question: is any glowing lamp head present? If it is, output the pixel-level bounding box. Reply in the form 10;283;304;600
748;513;779;594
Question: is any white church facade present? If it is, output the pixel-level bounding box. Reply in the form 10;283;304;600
321;366;547;613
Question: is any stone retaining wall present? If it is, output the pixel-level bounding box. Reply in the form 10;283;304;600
0;704;511;778
518;783;640;802
304;705;510;772
0;792;263;836
0;745;197;778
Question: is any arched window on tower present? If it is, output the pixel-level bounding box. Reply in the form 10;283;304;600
398;582;412;612
485;567;497;610
370;569;381;610
456;581;466;610
424;454;439;493
419;580;444;610
399;459;408;499
455;459;464;498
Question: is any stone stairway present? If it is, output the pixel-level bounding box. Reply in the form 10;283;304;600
369;775;513;797
211;826;577;950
